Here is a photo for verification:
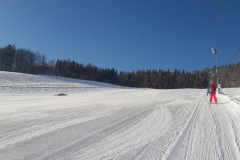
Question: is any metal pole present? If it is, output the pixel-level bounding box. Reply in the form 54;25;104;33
216;53;218;85
215;53;220;93
212;48;220;93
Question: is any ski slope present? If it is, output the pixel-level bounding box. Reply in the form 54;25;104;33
1;71;240;160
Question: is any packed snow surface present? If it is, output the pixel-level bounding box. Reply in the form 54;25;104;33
1;71;240;160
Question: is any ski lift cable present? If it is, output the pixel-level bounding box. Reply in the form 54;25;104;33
210;0;222;69
209;0;222;82
226;49;240;65
212;0;222;49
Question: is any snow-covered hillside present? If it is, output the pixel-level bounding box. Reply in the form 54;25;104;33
0;71;123;94
0;71;240;160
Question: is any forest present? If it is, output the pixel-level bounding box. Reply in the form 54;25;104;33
0;44;239;89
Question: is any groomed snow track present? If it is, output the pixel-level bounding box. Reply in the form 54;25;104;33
166;97;203;160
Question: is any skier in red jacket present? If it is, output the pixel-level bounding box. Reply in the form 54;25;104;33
209;83;217;103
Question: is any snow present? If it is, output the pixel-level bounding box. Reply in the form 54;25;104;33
0;71;240;160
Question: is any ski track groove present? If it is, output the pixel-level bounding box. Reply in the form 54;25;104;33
36;106;155;160
166;96;203;160
222;98;240;159
208;103;225;159
130;142;150;160
73;100;172;160
207;94;240;160
126;98;200;160
0;104;118;150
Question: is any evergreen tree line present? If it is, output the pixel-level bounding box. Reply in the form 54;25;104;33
1;44;239;88
0;44;53;75
210;62;240;88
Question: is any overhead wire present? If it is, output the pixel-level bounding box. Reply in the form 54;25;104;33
226;49;240;65
209;0;239;88
210;0;222;74
209;0;222;87
213;0;222;49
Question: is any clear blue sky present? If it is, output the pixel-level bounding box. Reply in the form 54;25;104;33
0;0;239;73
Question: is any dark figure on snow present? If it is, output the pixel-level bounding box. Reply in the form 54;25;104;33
209;83;217;103
207;86;210;96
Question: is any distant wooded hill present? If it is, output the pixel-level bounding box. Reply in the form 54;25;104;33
1;44;239;88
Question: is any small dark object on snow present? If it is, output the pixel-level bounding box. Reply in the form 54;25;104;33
54;93;67;96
